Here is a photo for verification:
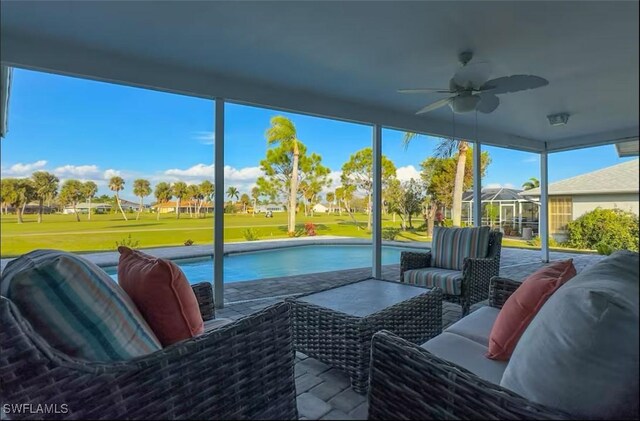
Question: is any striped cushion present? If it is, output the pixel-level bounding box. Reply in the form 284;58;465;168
0;249;161;362
432;226;491;271
404;267;463;295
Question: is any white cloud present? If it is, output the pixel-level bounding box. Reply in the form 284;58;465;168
103;169;122;179
485;182;516;189
165;163;214;178
522;156;539;163
53;164;101;178
224;165;262;181
396;165;421;182
193;131;215;145
1;160;48;177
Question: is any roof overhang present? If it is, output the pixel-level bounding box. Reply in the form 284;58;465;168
1;1;638;153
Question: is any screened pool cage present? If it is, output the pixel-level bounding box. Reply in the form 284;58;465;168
461;188;540;238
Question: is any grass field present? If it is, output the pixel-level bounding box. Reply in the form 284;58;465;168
0;211;571;257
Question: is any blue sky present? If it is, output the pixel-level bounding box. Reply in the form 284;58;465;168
1;69;634;202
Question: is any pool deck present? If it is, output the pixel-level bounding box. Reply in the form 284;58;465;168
0;238;604;420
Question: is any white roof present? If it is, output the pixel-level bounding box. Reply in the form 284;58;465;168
521;159;639;196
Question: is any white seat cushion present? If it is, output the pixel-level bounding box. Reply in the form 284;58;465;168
421;332;508;385
444;306;499;347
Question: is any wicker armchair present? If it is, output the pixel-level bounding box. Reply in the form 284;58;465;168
400;231;503;316
367;276;571;420
0;283;298;420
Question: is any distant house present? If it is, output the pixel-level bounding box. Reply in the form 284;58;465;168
312;203;328;213
118;199;139;211
255;203;285;213
63;202;112;214
461;187;539;235
520;159;639;241
152;200;213;214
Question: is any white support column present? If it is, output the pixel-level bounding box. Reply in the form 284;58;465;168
214;98;225;308
372;124;382;279
540;151;549;262
518;201;523;234
473;140;482;226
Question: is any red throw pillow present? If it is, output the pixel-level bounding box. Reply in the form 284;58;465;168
487;259;576;361
117;247;204;346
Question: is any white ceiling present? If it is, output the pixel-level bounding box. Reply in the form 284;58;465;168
1;1;638;152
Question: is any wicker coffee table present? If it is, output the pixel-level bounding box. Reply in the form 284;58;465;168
286;278;443;393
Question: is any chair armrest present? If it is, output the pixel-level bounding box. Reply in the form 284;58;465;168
368;330;570;420
489;276;522;309
461;257;501;306
1;298;298;420
191;282;214;320
400;251;432;279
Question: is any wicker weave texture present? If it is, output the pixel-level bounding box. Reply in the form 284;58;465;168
191;282;215;321
489;276;522;309
368;330;570;420
400;231;503;316
287;279;442;393
1;297;298;420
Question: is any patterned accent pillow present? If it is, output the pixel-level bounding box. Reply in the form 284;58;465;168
1;249;162;362
432;226;491;271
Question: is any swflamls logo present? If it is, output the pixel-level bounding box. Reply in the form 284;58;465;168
2;403;69;415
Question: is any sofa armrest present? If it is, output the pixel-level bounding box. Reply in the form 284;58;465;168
400;251;432;279
489;276;522;309
368;330;570;420
0;298;298;420
191;282;215;320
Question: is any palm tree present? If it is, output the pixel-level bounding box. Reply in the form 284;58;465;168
522;177;540;190
154;182;172;221
133;179;152;220
109;176;128;221
59;179;84;222
251;186;261;217
81;181;98;220
199;180;214;217
226;186;239;205
265;115;300;235
186;184;201;218
403;134;469;227
326;191;335;214
31;171;59;223
240;193;250;213
172;181;188;219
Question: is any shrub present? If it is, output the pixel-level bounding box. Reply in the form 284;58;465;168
566;208;639;254
243;228;260;241
304;222;317;236
441;218;454;228
184;239;194;246
115;234;139;249
382;228;400;241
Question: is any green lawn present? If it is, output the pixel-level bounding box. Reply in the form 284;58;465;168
1;211;585;257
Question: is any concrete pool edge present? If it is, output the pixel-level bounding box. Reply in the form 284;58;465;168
0;237;431;272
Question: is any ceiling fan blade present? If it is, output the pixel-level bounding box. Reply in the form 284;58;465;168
416;97;453;114
398;88;452;94
453;61;491;90
480;75;549;95
477;93;500;113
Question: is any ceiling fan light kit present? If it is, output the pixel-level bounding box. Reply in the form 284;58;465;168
399;51;549;115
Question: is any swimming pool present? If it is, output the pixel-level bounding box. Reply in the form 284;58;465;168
104;244;419;284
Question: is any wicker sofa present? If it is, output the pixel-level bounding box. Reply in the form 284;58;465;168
0;282;298;420
369;251;639;420
400;229;503;316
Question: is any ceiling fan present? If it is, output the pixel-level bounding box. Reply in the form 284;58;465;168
399;51;549;114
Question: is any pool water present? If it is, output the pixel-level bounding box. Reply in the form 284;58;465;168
105;244;418;284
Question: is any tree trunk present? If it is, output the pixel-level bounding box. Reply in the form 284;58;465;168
176;198;181;219
452;141;469;227
88;197;92;220
137;197;143;220
116;193;128;221
73;203;80;222
157;203;161;221
288;143;300;234
37;198;43;223
252;199;256;217
367;191;372;231
17;205;23;223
